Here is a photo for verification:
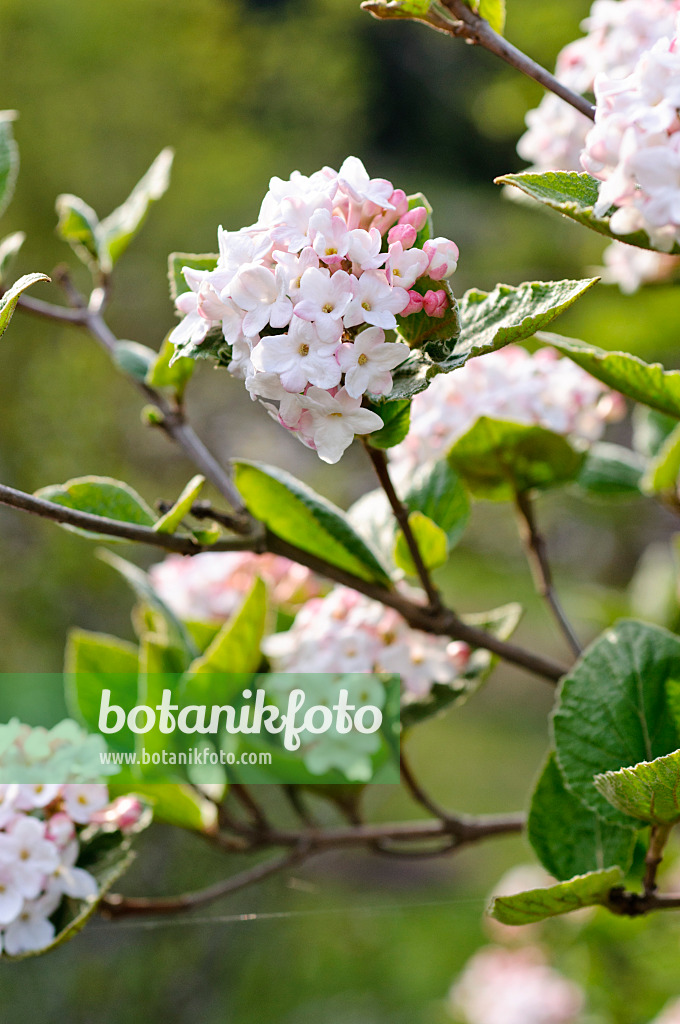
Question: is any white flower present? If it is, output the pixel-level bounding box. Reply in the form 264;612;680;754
303;386;384;463
423;237;459;279
337;155;395;209
386;241;430;290
337;326;409;398
251;317;341;393
2;889;61;956
0;817;60;899
347;227;388;271
230;263;289;336
309;208;352;267
272;246;320;300
62;784;109;825
52;840;98;900
0;864;24;926
293;267;355;344
343;269;410;330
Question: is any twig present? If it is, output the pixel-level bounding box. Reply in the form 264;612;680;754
515;491;582;658
361;0;595;122
364;443;442;611
643;824;672;898
399;748;454;825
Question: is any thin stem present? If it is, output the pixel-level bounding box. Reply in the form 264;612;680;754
230;784;270;833
361;0;595;122
399;748;453;825
364;443;442;611
515;492;582;658
643;824;672;898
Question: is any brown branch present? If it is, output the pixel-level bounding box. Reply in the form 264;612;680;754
515;491;582;658
361;0;595;122
643;824;672;898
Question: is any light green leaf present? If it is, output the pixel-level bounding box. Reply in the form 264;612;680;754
35;475;156;541
539;331;680;419
113;340;157;382
496;170;679;254
55;193;100;265
146;331;195;399
595;749;680;825
0;231;25;286
108;777;217;832
633;407;678;458
489;867;623;926
578;443;646;498
394;511;448;576
64;629;139;754
0;272;50;338
529;754;635;881
552;620;680;826
477;0;505;33
98;148;173;269
0;112;19;219
447;417;585;500
136;633;187;773
642;423;680;499
168;252;218;303
401;603;522;727
154;475;205;534
366;399;411;449
233;460;391;585
402;459;470;548
387;278;598;402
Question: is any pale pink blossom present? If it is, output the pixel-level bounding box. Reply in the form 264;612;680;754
337;327;409;399
251;317;341;393
303;386;385;464
294;267;355;344
424;237;460;279
343;269;409;329
386;242;430;290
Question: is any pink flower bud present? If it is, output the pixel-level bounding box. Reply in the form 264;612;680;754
446;641;471;671
401;290;425;317
423;289;448;318
92;795;145;833
423;237;459;279
387;223;417;249
399;206;428;232
45;812;75;849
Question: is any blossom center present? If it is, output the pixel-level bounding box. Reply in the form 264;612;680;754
361;301;371;311
298;343;310;357
357;353;368;365
322;303;334;313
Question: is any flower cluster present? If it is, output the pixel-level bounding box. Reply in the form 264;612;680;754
517;0;680;289
652;999;680;1024
582;16;680;251
263;585;471;699
169;157;459;463
150;551;322;623
388;345;624;478
0;721;144;955
448;946;585;1024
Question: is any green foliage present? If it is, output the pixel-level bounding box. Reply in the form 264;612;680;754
595;750;680;826
393;511;448;576
552;620;680;826
112;340;158;383
154;474;205;534
55;194;100;266
642;423;680;499
467;0;506;33
233;460;391;584
366;399;411;449
0;273;50;338
497;171;680;254
577;443;646;498
447;417;585;500
64;628;139;753
0;111;19;219
146;332;195;399
394;276;461;360
528;754;635;881
167;252;218;303
107;777;217;832
540;332;680;418
489;867;624;926
0;231;25;286
35;475;156;540
386;278;598;401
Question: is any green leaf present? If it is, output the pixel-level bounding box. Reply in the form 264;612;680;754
529;754;635;881
477;0;506;33
394;511;448;576
0;272;50;338
0;112;19;219
577;443;646;497
154;474;205;534
366;399;411;449
0;231;25;286
402;459;470;548
35;475;156;541
496;170;679;255
401;603;522;727
136;632;186;773
447;417;585;500
539;332;680;419
233;460;391;585
489;867;623;926
180;578;266;705
168;252;218;303
146;331;195;399
552;620;680;825
642;423;680;499
55;193;100;266
594;749;680;825
386;278;598;402
64;629;139;754
107;778;217;832
98;148;173;269
633;407;678;458
394;276;461;360
112;340;158;382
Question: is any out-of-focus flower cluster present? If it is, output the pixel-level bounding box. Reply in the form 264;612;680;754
448;946;585;1024
583;15;680;252
150;551;322;623
169;156;459;463
0;721;144;956
388;345;624;478
517;0;680;290
652;998;680;1024
263;585;471;700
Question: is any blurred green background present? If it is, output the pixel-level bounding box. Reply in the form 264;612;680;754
2;0;680;1020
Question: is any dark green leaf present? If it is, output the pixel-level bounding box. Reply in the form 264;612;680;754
632;407;678;458
55;193;100;265
402;459;470;548
394;276;461;360
552;620;680;825
35;475;156;541
642;423;680;498
366;399;411;449
577;443;646;497
113;341;158;382
146;331;195;399
489;867;623;926
0;112;19;219
496;170;680;254
64;628;139;754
